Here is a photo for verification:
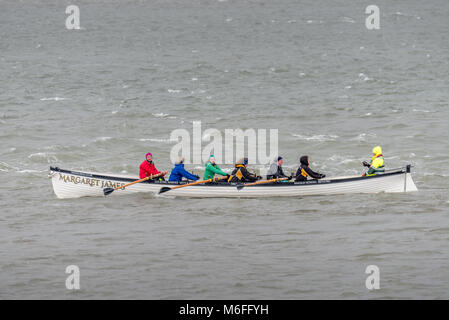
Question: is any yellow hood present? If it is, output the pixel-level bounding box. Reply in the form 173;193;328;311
371;146;383;160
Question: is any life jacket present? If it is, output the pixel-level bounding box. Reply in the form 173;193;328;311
371;154;385;169
301;167;309;179
298;156;310;180
229;164;245;182
366;154;385;176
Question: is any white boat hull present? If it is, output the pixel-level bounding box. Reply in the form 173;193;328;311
49;166;418;199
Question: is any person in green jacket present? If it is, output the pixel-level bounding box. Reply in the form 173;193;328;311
203;155;229;180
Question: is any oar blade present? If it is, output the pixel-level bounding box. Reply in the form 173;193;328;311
158;187;172;194
103;188;114;196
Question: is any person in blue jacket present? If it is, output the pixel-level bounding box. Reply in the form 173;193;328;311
168;157;200;182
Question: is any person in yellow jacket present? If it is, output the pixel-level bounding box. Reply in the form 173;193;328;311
363;146;385;176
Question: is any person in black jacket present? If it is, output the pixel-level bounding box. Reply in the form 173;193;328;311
229;158;261;183
295;156;326;182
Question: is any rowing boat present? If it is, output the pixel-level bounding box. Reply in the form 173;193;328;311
49;165;418;199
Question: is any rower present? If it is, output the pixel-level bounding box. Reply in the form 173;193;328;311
266;156;290;180
294;156;326;182
168;157;200;182
362;146;385;176
203;155;230;180
139;153;167;180
228;157;260;183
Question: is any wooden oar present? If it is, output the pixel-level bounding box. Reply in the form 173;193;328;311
158;175;229;194
103;173;164;196
236;177;289;191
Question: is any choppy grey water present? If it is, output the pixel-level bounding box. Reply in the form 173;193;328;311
1;0;449;299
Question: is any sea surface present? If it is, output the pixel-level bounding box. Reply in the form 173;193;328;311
1;0;449;299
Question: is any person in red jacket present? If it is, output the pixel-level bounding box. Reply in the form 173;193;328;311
139;153;167;180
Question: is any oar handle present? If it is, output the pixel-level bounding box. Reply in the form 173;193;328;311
170;175;228;190
242;177;289;187
114;172;163;191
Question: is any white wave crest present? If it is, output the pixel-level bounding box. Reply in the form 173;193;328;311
341;17;355;23
351;133;376;142
358;73;371;81
292;134;338;142
138;138;178;143
327;155;360;164
94;137;112;142
17;169;45;174
40;97;67;101
152;113;170;118
27;152;59;163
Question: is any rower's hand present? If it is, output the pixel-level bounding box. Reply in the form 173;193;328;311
362;161;370;167
225;174;231;179
287;175;293;180
194;175;200;180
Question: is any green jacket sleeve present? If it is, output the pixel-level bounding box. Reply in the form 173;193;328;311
207;163;227;176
